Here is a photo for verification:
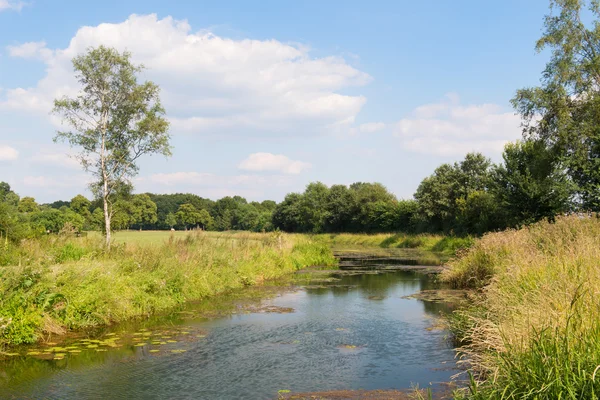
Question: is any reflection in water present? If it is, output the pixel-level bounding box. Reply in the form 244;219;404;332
0;264;457;400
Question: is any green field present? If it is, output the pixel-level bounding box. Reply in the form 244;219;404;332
88;230;190;244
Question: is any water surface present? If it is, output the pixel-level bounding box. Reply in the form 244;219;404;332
0;257;457;399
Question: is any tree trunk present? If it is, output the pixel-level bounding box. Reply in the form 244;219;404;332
103;185;111;248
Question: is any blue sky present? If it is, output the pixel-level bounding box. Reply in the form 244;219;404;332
0;0;550;203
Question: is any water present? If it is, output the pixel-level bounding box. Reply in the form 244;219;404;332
0;256;458;399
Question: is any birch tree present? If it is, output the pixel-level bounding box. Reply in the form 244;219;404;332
53;46;171;247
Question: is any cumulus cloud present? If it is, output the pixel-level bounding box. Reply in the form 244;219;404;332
0;145;18;161
1;14;370;137
238;152;311;174
7;41;53;61
359;122;385;133
394;93;521;156
0;0;26;12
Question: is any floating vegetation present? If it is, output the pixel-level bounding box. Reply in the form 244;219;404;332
149;349;160;353
68;350;81;354
134;343;146;347
170;349;186;354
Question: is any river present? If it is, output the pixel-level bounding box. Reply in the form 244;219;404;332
0;249;459;399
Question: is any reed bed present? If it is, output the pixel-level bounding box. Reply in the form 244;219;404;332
443;216;600;399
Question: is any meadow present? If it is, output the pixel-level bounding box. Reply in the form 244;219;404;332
443;215;600;399
0;230;336;348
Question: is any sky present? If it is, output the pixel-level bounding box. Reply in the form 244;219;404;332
0;0;551;203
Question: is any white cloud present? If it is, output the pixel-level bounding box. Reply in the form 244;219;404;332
359;122;385;133
145;171;292;187
29;149;80;169
238;152;311;174
1;14;370;137
7;41;53;61
0;0;26;12
23;174;89;188
394;93;521;156
0;145;18;161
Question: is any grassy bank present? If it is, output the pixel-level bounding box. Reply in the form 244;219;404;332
442;216;600;399
0;231;336;348
314;232;473;259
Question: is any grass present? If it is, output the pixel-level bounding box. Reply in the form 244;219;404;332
442;215;600;399
0;230;336;348
314;232;473;259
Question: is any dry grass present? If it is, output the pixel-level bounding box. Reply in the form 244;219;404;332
443;216;600;398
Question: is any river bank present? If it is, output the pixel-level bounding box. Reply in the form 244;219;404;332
442;215;600;399
315;233;473;264
0;231;336;349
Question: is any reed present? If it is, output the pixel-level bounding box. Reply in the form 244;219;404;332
443;216;600;399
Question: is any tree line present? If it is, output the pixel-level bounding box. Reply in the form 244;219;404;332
3;0;600;241
0;138;576;239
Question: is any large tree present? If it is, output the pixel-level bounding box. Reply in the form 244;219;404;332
513;0;600;210
53;46;171;247
492;140;574;226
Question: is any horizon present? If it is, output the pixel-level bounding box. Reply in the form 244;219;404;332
0;0;549;203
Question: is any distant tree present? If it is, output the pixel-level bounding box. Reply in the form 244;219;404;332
111;200;136;230
132;194;158;228
272;193;303;232
30;209;65;233
165;212;177;229
18;197;39;213
176;203;201;230
395;199;419;232
324;184;354;232
455;190;502;235
492;140;574;227
46;200;71;209
91;208;105;231
0;182;19;206
414;152;493;232
70;194;91;215
197;209;213;230
53;46;171;247
70;194;92;229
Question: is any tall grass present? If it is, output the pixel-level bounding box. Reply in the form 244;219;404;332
0;231;336;348
443;216;600;399
314;232;473;257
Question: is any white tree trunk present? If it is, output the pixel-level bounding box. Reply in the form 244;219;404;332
103;185;111;248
